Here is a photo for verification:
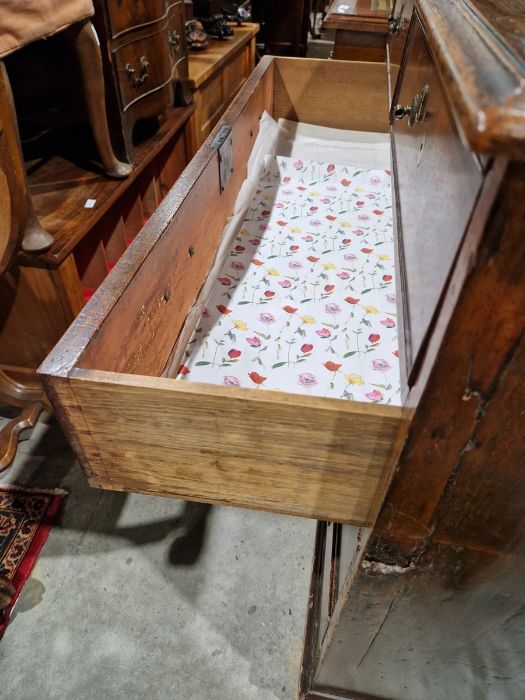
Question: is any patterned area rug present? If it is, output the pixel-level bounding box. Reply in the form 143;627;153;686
0;485;65;638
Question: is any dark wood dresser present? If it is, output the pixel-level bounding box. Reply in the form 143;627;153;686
93;0;190;162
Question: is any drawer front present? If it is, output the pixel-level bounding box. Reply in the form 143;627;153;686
196;72;225;143
106;0;167;38
387;0;415;98
167;1;186;66
114;26;173;111
392;18;483;378
223;48;248;102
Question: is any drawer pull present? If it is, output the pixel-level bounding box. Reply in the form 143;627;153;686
169;31;181;53
394;85;429;127
388;2;404;34
125;56;150;87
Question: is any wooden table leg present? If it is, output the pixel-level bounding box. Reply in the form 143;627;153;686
0;401;43;472
63;20;133;180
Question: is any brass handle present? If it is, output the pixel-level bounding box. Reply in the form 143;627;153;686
125;56;149;87
169;31;181;53
388;2;405;34
394;84;429;127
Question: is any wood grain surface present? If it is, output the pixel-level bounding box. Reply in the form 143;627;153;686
273;57;389;132
416;0;525;159
67;369;403;525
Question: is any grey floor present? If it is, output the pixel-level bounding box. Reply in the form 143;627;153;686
0;407;316;699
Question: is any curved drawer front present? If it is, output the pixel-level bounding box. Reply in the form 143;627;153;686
392;15;483;380
114;26;173;111
106;0;167;38
167;2;186;67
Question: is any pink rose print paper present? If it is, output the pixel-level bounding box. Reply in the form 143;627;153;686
177;155;401;405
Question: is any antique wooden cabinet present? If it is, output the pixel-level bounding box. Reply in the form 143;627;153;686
93;0;190;162
39;0;525;697
324;0;393;61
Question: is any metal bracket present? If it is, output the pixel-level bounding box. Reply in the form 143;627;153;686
210;126;233;192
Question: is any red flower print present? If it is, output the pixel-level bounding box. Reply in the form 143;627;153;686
249;371;266;385
324;361;341;372
228;349;241;359
301;343;313;353
307;256;320;263
310;206;318;212
381;318;395;328
372;359;392;371
297;186;306;191
178;365;190;375
264;291;275;298
373;209;384;216
383;274;392;282
326;215;337;221
261;210;270;218
324;285;335;293
366;389;383;402
345;296;360;304
290;245;300;251
249;239;261;245
369;334;380;344
218;277;232;285
235;245;245;252
393;350;400;358
356;201;364;207
342;239;351;245
276;220;288;227
353;228;365;235
247;336;261;347
361;248;374;254
283;176;291;183
321;198;331;204
337;271;350;279
293;159;304;169
279;279;292;288
250;259;265;266
216;305;232;314
340;178;351;187
327;163;335;173
283;305;298;314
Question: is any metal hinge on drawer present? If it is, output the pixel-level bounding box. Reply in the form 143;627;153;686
210;126;233;192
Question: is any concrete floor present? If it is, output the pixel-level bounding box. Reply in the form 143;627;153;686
0;407;316;699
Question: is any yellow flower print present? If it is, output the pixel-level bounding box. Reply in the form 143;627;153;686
344;373;364;385
240;227;250;237
300;315;316;325
265;268;279;277
263;195;273;201
290;226;302;234
233;320;248;330
362;305;379;315
354;186;364;192
323;263;336;270
309;191;319;196
339;221;351;228
377;253;391;261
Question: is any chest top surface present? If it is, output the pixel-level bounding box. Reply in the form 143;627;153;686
416;0;525;159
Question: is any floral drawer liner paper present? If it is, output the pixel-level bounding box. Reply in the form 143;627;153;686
177;155;401;405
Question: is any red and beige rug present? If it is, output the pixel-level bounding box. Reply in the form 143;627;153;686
0;485;65;638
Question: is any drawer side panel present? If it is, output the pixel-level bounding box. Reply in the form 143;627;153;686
67;371;404;525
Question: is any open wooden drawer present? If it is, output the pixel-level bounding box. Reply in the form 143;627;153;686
38;50;480;526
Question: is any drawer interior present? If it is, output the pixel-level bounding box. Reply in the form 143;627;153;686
40;57;407;526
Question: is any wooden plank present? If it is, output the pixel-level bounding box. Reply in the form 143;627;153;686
273;57;389;133
67;59;274;377
416;0;525;159
65;369;403;525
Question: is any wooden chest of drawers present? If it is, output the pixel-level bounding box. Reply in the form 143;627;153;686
39;1;525;695
93;0;190;162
